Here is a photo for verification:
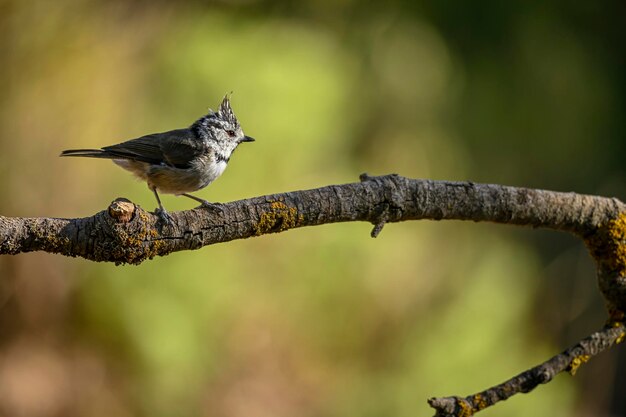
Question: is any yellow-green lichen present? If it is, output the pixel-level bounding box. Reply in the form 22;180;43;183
254;201;303;236
606;317;626;344
31;222;71;253
110;210;167;264
471;394;488;411
456;398;475;417
606;213;626;274
586;212;626;276
567;354;590;375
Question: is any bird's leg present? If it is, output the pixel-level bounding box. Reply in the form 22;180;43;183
181;193;223;212
151;186;173;224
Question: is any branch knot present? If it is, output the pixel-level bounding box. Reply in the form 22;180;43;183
360;173;405;237
108;198;136;223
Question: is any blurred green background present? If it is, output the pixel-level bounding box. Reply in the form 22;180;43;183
1;1;625;416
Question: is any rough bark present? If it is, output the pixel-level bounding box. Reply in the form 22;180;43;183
1;174;621;263
1;173;626;416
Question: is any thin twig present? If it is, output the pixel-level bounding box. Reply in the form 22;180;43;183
428;323;626;416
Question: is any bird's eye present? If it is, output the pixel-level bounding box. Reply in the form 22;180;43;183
226;130;236;137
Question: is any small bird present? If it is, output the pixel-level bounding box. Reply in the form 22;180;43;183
61;95;254;223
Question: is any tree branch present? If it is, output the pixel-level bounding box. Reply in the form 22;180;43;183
428;322;626;417
2;173;626;415
1;174;621;264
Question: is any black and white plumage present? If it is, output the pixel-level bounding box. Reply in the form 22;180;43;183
61;95;254;222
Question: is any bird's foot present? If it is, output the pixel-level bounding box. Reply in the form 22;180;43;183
155;207;173;225
180;193;224;213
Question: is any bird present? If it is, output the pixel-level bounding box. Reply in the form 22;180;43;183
60;95;254;223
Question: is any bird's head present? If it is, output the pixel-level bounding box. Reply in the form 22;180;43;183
193;95;255;156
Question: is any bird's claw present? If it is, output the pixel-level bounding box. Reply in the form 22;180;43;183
199;201;224;213
155;208;173;225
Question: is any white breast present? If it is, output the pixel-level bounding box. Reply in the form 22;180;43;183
210;160;228;180
179;153;230;191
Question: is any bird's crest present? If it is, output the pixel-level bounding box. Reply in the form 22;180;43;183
218;94;238;127
192;94;242;141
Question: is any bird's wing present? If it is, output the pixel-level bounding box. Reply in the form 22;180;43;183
102;129;206;169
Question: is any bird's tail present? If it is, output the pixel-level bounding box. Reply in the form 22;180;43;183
60;149;110;158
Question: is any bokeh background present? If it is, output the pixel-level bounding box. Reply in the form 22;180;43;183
1;1;625;416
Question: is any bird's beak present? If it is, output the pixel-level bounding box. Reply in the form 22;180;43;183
241;135;255;143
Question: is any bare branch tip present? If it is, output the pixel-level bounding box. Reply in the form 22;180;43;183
359;172;373;182
428;396;472;417
371;220;386;238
